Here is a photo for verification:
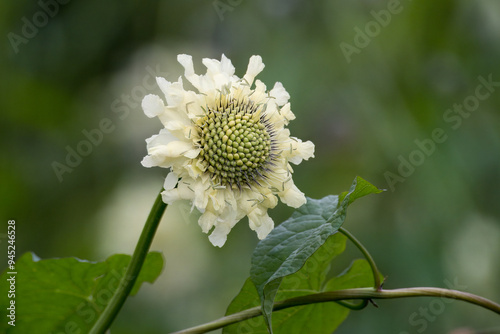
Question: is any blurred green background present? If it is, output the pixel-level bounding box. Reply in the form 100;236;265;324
2;0;500;333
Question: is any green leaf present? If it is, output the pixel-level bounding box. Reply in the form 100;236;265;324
225;233;379;334
338;176;385;205
250;176;383;333
0;252;163;333
324;258;382;292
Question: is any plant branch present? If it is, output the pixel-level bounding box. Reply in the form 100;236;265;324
170;287;500;334
339;227;382;290
90;189;167;334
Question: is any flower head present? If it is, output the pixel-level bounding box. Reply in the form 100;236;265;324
141;54;314;247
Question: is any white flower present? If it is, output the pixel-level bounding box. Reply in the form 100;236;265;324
141;54;315;247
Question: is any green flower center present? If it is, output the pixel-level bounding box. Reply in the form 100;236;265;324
198;98;273;188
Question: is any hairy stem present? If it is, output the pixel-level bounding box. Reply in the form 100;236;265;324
339;227;382;290
171;287;500;334
90;189;167;334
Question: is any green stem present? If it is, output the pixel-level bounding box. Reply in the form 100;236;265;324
90;189;167;334
170;287;500;334
339;227;382;290
335;299;369;310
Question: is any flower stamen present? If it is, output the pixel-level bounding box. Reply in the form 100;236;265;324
197;95;273;189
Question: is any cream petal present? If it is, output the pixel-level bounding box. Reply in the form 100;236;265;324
140;155;157;168
263;102;279;121
195;158;207;172
184;160;207;180
202;54;235;77
159;106;193;131
192;178;210;210
209;188;228;211
162;181;195;204
206;205;239;247
141;153;172;168
145;129;176;146
208;213;238;247
156;77;170;98
163;120;188;132
183;147;201;159
279;182;306;208
177;54;203;91
185;163;200;179
208;223;232;247
267;102;296;130
203;56;238;91
288;139;315;165
280;103;296;122
156;77;185;107
199;211;217;233
163;171;179;190
149;140;193;158
146;129;198;158
142;94;165;118
161;189;178;204
261;191;279;209
177;54;195;78
270;82;290;106
243;55;265;86
237;188;266;213
202;57;221;74
251;80;268;103
248;209;274;239
275;128;291;142
220;54;236;76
